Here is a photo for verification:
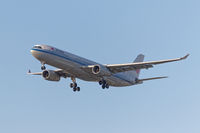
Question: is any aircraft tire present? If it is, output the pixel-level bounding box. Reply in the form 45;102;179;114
70;83;73;88
102;84;106;89
99;81;102;85
105;84;109;89
41;66;46;70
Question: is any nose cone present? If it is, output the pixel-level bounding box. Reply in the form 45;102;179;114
30;49;42;61
30;49;36;57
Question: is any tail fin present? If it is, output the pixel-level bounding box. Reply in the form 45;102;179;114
134;54;145;63
134;54;144;77
121;54;145;82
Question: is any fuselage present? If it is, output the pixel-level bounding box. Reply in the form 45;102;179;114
31;45;137;87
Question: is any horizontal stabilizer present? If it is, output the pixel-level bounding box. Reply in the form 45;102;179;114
138;76;168;82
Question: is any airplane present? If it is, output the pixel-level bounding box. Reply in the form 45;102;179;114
28;44;189;92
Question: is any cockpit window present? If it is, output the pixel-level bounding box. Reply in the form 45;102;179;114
33;46;42;49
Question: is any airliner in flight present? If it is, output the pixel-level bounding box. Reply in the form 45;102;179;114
28;44;189;92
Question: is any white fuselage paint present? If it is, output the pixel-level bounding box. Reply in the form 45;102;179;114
31;45;138;87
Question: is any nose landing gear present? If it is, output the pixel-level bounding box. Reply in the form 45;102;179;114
41;62;46;70
41;66;46;70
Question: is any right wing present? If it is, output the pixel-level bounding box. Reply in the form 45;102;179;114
106;54;189;73
27;70;42;75
27;69;72;78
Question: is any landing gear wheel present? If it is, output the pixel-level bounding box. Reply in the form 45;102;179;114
41;66;46;70
77;87;80;91
101;79;109;89
105;84;109;89
99;81;103;85
70;83;73;88
102;84;106;89
72;87;80;92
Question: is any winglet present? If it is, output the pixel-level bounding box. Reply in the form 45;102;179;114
181;54;189;60
28;69;31;73
27;69;32;74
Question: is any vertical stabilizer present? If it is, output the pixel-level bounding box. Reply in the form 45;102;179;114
134;54;145;63
133;54;145;77
120;54;145;82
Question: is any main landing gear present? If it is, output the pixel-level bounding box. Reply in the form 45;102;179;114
99;79;109;89
70;77;80;92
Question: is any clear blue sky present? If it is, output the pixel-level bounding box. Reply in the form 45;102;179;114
0;0;199;133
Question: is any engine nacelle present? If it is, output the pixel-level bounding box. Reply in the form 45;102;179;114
92;65;111;76
42;70;60;81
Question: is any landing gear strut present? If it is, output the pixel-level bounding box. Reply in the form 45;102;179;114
99;79;109;89
70;77;80;92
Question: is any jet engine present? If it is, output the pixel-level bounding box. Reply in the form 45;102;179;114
92;65;111;76
42;70;60;81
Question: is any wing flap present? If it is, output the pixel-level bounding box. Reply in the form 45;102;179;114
107;63;153;73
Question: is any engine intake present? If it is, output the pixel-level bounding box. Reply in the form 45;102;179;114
92;65;100;74
42;70;60;81
92;65;111;76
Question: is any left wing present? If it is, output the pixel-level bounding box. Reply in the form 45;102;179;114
105;54;189;73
